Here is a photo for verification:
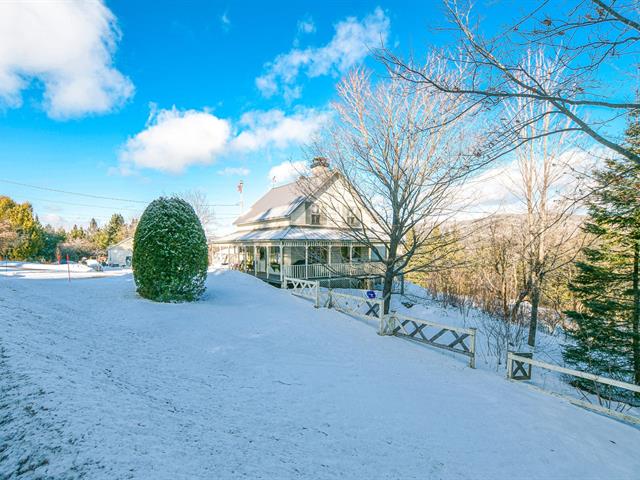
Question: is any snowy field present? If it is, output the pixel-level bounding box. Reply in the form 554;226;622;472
1;269;639;479
0;261;131;279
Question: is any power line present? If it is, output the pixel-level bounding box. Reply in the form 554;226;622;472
12;196;143;213
0;178;240;207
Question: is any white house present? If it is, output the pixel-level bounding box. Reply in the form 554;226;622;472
211;158;388;286
107;237;133;267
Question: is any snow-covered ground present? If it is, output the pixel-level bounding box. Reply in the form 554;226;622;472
0;261;131;279
1;269;639;479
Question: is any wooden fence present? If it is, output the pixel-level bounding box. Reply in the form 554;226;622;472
326;290;386;333
507;352;640;425
281;277;640;425
282;276;320;308
386;313;477;368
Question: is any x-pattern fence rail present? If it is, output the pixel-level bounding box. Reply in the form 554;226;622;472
327;290;385;332
507;352;640;425
282;276;320;307
386;313;477;368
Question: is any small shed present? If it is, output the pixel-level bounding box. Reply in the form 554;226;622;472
107;237;133;267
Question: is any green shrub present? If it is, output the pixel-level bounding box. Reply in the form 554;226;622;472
133;197;208;302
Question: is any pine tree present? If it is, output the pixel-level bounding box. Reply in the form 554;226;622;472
95;213;125;250
69;224;86;240
563;112;640;399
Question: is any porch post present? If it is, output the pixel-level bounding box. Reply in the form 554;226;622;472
253;245;257;276
266;245;270;279
305;244;309;279
349;244;353;263
328;245;332;264
279;243;284;285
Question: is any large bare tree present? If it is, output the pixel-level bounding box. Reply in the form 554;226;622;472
305;69;488;314
502;50;590;347
382;0;640;166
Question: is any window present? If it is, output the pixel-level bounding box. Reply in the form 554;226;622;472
310;204;321;225
344;207;359;227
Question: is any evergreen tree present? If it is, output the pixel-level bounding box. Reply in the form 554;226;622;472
68;224;86;240
563;113;640;398
133;197;208;302
95;213;125;250
0;196;44;260
88;218;98;233
38;225;66;261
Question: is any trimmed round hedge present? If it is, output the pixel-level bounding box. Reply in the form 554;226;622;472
133;197;208;302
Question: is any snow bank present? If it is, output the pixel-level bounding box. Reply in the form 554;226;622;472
0;270;638;479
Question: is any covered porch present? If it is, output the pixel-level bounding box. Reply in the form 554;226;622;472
210;240;387;285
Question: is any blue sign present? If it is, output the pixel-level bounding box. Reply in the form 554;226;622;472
366;290;376;299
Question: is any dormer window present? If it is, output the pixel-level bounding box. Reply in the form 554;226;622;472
310;204;321;225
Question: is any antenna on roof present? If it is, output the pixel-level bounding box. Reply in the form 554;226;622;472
237;180;244;213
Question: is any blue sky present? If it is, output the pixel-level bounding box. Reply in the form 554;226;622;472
0;0;608;231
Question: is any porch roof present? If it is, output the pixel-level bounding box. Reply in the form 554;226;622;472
212;226;374;244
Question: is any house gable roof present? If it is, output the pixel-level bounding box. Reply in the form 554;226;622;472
233;173;335;226
107;237;133;250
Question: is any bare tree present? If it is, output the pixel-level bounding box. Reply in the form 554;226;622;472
303;68;488;314
179;190;216;235
381;0;640;166
502;50;591;347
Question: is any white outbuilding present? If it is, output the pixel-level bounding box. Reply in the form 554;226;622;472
107;237;134;267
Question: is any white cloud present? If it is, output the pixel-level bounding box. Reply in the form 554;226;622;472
268;161;309;184
119;107;231;174
218;167;250;176
457;146;604;218
117;106;329;174
231;108;330;152
256;8;389;100
220;11;231;31
0;1;133;119
298;18;316;34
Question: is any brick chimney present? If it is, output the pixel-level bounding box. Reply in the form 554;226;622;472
310;157;329;176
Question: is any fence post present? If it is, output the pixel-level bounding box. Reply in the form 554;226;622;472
469;327;477;369
506;351;513;379
378;301;387;335
314;280;320;308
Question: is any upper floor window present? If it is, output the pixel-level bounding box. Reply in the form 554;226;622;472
310;204;321;225
344;207;359;227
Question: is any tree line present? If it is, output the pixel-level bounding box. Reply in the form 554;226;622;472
0;198;136;263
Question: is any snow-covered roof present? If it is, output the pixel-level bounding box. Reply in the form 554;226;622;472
213;226;360;243
233;173;334;226
107;237;133;251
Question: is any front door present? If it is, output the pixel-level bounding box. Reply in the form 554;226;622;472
256;247;267;273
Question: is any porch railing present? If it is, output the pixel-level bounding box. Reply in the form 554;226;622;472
282;262;384;280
